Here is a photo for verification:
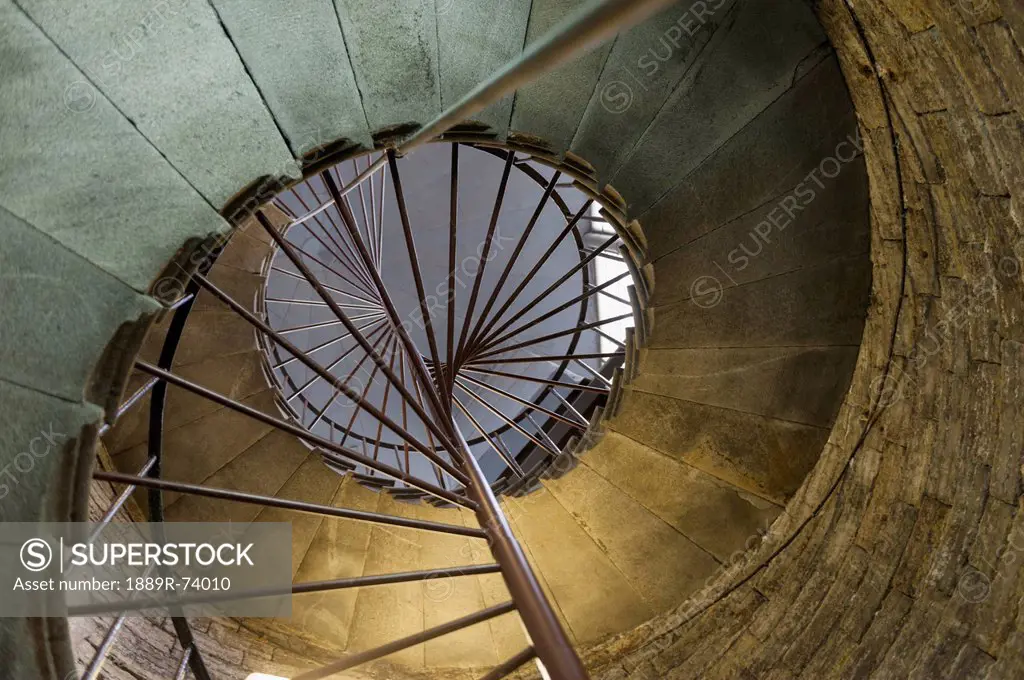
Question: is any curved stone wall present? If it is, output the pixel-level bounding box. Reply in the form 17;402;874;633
576;1;1024;677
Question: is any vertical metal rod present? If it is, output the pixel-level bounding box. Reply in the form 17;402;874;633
135;361;471;507
353;158;376;268
387;150;447;397
479;646;538;680
454;151;515;368
98;377;159;436
194;271;453;476
464;171;560;352
371;335;403;464
290;188;378;295
367;155;380;270
574;358;614;387
445;417;587;679
526;412;561;453
467;352;622;366
285;233;379;301
338;335;398;449
594;326;627;350
460;366;609;395
80;615;126;680
478;312;633;361
308;322;394;431
481;271;631;354
473;200;592;346
406;342;449;491
285;320;390;405
317;176;458;447
305;178;378;291
271;265;378;307
480;233;618;348
257;210;463;461
458;374;586;431
324;164;374;280
453;381;561;458
397;345;411;475
446;143;460;401
292;602;517;680
452;395;525;477
90;455;157;540
271;314;386;370
173;645;193;680
376;152;387;270
551;389;589;426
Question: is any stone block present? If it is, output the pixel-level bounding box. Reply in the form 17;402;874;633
510;0;614;153
17;0;300;206
611;0;827;216
209;0;373;152
333;0;441;131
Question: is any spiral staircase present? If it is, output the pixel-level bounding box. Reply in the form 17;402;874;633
3;0;1023;679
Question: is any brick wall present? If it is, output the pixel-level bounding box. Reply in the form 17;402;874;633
572;1;1024;677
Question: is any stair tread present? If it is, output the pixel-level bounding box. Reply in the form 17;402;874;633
611;0;825;216
542;460;722;612
0;1;228;292
344;494;430;667
639;56;858;259
289;475;381;649
333;0;442;132
209;0;373;153
502;488;651;644
570;1;735;183
510;0;614;154
633;345;861;428
164;428;311;523
0;206;157;404
138;309;259;368
112;389;280;501
104;350;270;455
582;431;780;562
15;0;299;206
607;389;829;502
417;503;500;669
437;0;531;136
254;455;347;580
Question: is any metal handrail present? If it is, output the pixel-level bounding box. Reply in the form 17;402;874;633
398;0;679;152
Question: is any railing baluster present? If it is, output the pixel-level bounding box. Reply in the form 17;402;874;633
80;615;127;680
454;151;515;368
453;385;561;459
452;395;526;477
292;602;517;680
98;377;159;436
459;374;586;431
445;143;459;401
472;200;592;346
463;171;561;354
479;647;539;680
461;366;609;395
173;645;193;680
478;234;620;350
133;362;472;508
258;210;465;463
92;470;484;536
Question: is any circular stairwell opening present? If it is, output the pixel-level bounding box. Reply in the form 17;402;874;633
257;142;643;501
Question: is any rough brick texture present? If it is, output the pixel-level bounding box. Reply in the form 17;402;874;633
560;2;1024;677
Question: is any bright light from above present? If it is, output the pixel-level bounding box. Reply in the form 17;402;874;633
246;674;289;680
